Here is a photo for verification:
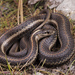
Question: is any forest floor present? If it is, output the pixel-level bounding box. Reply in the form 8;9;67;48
0;0;75;75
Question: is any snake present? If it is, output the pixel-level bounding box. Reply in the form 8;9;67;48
0;9;74;66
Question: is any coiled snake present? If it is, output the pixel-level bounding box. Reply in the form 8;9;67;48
0;9;74;66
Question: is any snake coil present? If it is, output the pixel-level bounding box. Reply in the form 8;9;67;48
0;9;74;66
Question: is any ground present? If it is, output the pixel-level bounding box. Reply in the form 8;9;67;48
0;0;75;75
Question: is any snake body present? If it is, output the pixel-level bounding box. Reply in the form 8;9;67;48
0;9;74;66
39;13;74;65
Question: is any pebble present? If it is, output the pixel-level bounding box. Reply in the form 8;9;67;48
56;0;75;20
33;72;43;75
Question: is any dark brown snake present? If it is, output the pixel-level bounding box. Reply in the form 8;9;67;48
0;9;74;66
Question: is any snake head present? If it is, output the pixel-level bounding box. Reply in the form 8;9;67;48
35;29;55;42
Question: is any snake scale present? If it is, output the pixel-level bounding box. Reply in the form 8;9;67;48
0;9;74;66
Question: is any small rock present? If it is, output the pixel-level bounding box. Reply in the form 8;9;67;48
70;13;75;20
28;0;41;5
70;66;75;70
49;0;63;9
56;0;75;20
33;72;43;75
61;65;68;70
